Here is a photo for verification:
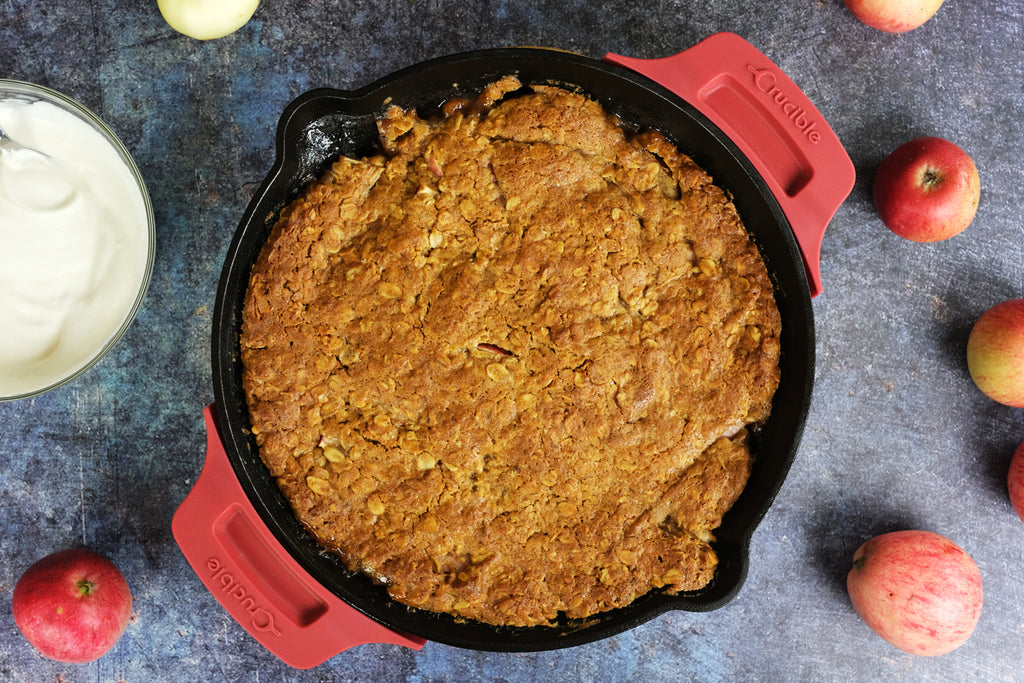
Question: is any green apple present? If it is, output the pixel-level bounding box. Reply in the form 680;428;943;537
158;0;260;40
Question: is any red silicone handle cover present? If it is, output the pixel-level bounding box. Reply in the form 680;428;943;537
605;32;855;297
172;406;425;669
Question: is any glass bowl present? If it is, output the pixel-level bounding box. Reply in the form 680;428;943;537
0;80;155;400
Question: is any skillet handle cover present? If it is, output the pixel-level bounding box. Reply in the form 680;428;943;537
604;32;855;297
172;405;425;669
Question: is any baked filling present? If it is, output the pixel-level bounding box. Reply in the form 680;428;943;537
240;77;781;627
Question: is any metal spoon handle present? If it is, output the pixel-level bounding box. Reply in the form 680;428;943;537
0;124;47;158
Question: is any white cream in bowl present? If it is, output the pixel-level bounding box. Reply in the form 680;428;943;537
0;83;154;399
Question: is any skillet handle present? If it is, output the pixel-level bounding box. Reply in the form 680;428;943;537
171;405;426;669
604;32;854;298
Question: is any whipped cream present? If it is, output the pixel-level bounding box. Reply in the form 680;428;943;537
0;96;151;397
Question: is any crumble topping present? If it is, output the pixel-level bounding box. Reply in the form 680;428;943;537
240;77;781;626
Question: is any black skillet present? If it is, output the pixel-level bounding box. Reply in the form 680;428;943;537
173;33;854;669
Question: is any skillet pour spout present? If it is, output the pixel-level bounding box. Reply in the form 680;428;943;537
175;33;853;666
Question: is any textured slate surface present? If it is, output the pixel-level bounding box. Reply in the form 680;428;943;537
1;1;1023;680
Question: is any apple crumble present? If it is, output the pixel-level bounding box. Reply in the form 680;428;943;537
240;77;781;627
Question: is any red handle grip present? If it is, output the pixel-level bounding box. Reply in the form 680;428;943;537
172;405;425;669
605;32;855;297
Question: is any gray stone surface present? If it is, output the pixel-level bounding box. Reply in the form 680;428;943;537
2;0;1023;680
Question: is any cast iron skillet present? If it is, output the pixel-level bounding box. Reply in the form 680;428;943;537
200;36;853;657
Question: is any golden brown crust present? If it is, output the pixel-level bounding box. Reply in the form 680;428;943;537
240;79;781;627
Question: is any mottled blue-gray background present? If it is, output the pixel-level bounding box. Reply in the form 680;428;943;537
2;1;1023;680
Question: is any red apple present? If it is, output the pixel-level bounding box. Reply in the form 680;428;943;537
873;136;980;242
844;0;944;33
12;548;133;663
966;298;1024;408
847;530;982;656
1008;440;1024;522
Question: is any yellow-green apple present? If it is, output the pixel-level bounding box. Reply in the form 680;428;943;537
13;548;133;663
847;530;982;656
873;136;980;242
967;299;1024;407
1007;439;1024;522
844;0;944;32
158;0;260;40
